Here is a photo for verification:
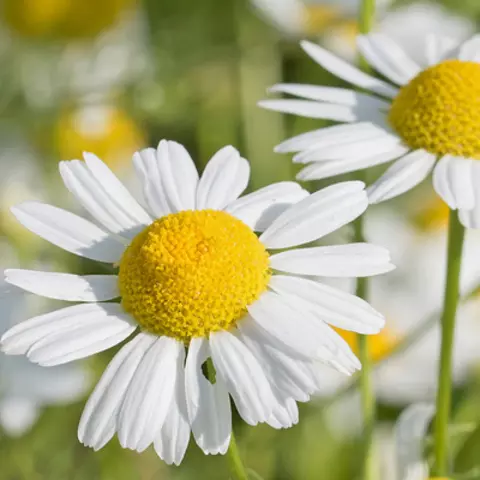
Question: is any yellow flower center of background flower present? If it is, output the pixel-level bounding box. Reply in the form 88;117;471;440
337;328;400;363
303;5;341;34
118;210;271;342
389;60;480;159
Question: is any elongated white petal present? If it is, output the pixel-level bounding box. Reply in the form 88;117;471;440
269;84;390;110
275;122;390;154
357;35;420;86
301;40;398;98
11;202;125;263
248;291;360;374
238;317;316;402
367;150;436;204
267;398;299;429
133;148;172;218
269;275;384;334
154;349;190;465
156;140;199;212
83;153;152;225
459;161;480;229
270;243;395;277
60;159;149;238
225;182;308;232
5;270;119;302
425;34;458;66
297;146;408;181
432;155;474;210
78;334;156;450
185;337;231;455
260;181;367;249
258;99;358;122
117;337;182;451
196;146;249;210
293;135;401;164
209;330;276;425
458;35;480;62
1;303;136;365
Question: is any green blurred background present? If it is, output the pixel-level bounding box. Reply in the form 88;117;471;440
2;0;480;479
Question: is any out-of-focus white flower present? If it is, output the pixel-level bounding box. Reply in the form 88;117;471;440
0;244;90;436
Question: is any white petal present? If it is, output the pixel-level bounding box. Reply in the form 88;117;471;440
133;148;172;218
60;159;149;238
269;84;390;110
83;153;152;225
367;150;436;204
297;145;408;181
425;34;458;65
432;155;474;210
209;330;276;425
258;99;358;122
117;337;182;451
274;122;389;154
11;202;125;263
300;40;399;98
238;317;316;402
225;182;308;232
269;243;395;277
357;34;421;86
1;303;136;365
5;270;119;302
267;398;299;429
459;161;480;229
260;181;368;249
185;337;231;455
156;140;199;212
458;34;480;62
78;333;156;450
269;275;384;334
154;349;190;465
196;146;250;210
293;134;401;164
247;291;360;374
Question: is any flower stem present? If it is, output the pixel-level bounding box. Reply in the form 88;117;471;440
433;211;465;476
226;433;249;480
206;359;249;480
354;215;377;480
355;0;377;478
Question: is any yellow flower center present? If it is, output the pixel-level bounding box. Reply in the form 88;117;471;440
118;210;271;342
337;328;400;363
303;5;341;34
412;198;450;232
389;60;480;159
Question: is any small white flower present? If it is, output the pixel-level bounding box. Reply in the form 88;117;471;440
0;140;393;464
260;33;480;228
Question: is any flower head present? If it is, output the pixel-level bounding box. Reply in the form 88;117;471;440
260;33;480;228
0;140;393;464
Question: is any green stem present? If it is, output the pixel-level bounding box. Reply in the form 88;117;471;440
206;360;249;480
226;433;249;480
433;211;465;476
355;0;377;478
354;216;377;480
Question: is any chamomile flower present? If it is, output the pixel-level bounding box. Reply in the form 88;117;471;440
0;140;393;464
260;34;480;228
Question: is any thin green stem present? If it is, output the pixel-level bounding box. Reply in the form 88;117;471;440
433;211;465;476
355;0;377;478
206;360;249;480
354;215;377;480
226;433;249;480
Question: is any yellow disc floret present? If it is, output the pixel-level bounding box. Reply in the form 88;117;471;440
389;60;480;158
119;210;271;342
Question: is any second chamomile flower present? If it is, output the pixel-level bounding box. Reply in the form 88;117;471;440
0;141;393;465
260;33;480;228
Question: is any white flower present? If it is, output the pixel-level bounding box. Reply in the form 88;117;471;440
0;140;393;464
0;245;89;437
260;33;480;228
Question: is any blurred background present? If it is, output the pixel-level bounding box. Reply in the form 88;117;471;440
1;0;480;478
